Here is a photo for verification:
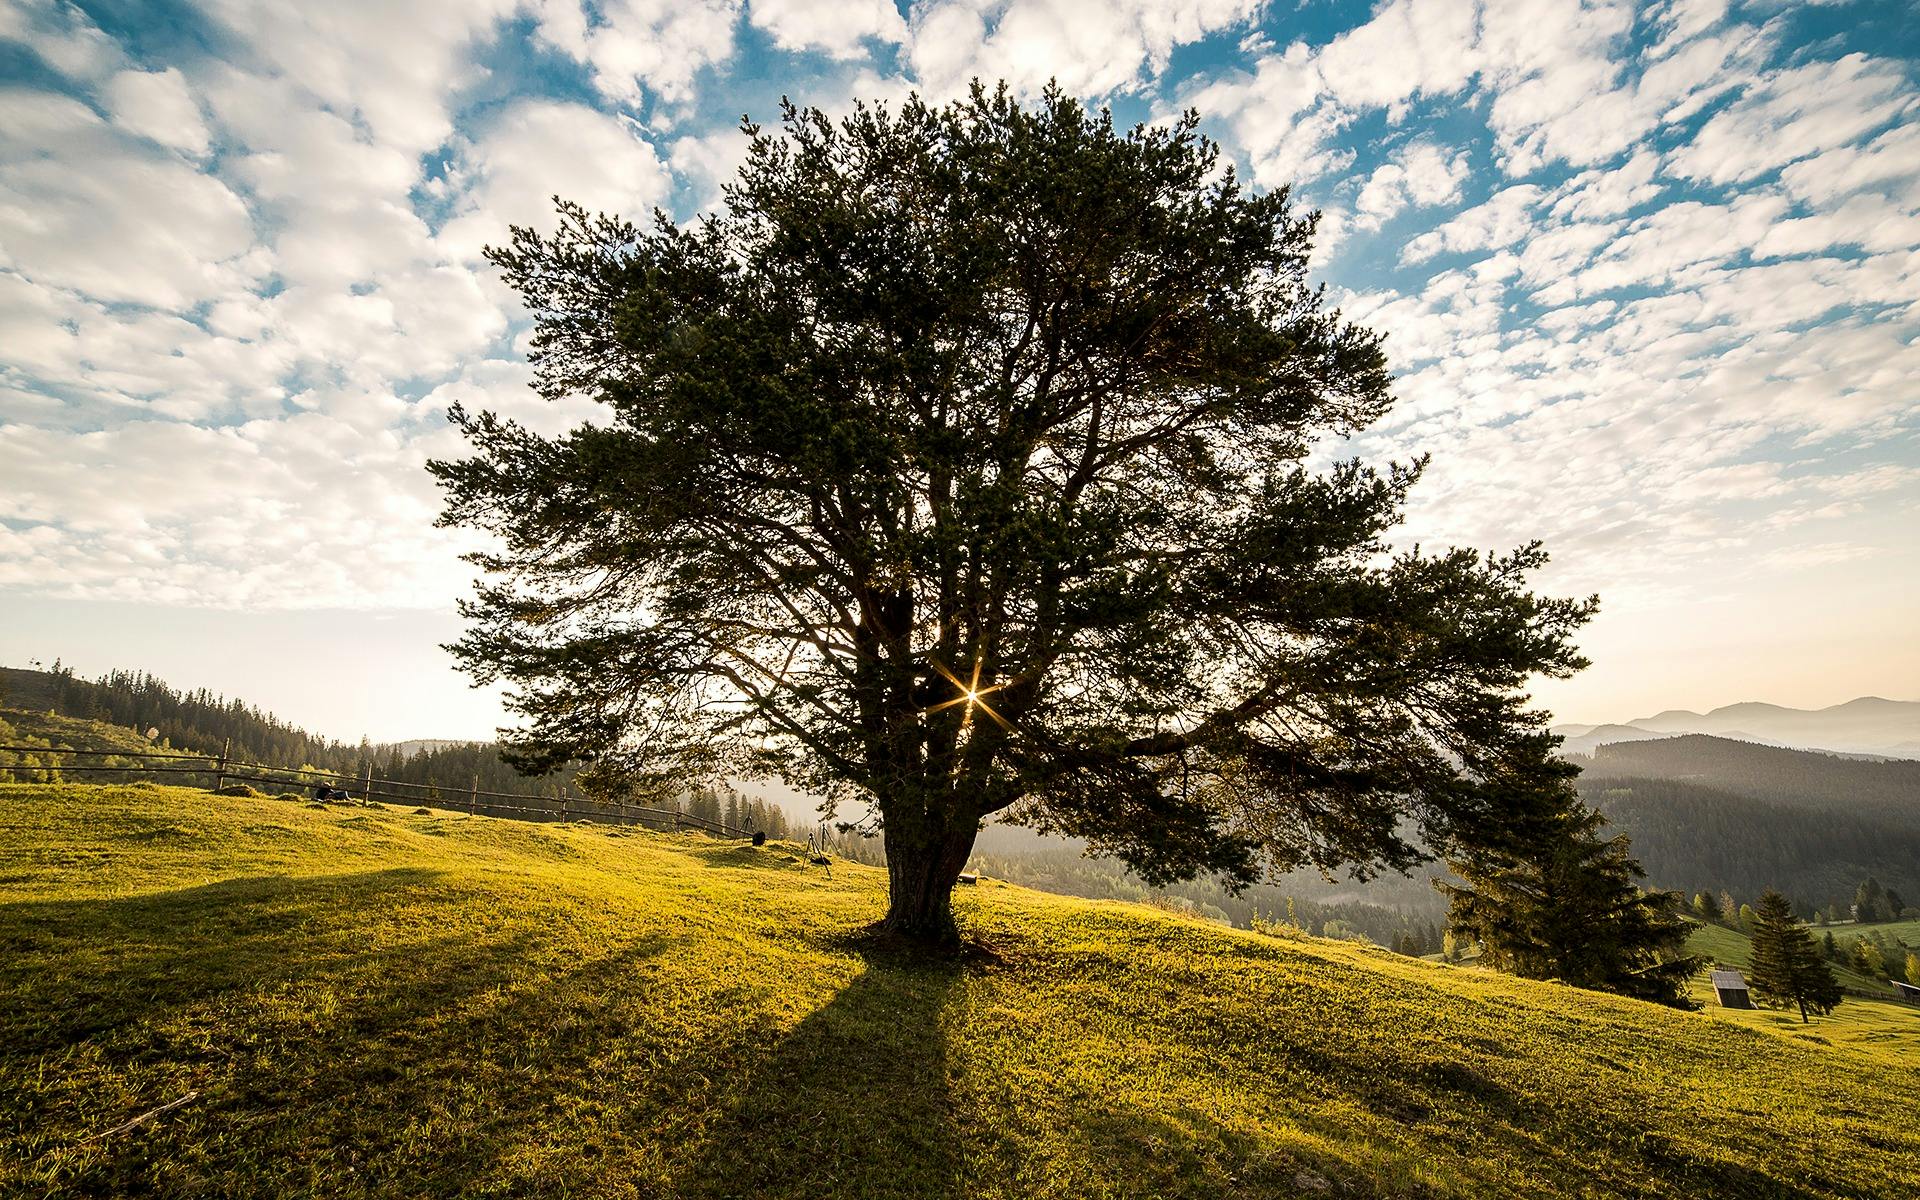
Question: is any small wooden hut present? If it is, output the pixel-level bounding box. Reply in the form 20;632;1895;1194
1710;969;1753;1009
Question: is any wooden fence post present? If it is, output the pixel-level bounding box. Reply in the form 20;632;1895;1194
213;739;229;793
559;786;568;823
363;761;373;805
470;775;478;817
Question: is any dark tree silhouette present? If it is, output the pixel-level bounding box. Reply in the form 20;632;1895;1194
433;85;1594;944
1747;890;1843;1023
1438;764;1700;1007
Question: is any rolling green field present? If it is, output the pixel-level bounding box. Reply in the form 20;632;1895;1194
1683;922;1918;1066
3;783;1916;1199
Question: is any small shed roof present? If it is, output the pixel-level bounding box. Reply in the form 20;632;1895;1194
1710;969;1748;990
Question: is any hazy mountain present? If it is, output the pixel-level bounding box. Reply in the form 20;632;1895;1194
1622;696;1920;758
1550;723;1676;757
1581;734;1920;828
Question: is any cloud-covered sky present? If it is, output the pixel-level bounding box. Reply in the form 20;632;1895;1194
1;0;1916;740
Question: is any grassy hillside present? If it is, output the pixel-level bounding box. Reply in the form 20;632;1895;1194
0;706;171;756
3;784;1916;1199
1683;923;1918;1066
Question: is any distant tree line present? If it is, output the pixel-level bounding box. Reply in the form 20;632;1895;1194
1;663;581;804
1579;736;1920;827
1581;775;1920;912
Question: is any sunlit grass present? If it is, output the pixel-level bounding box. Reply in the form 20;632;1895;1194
2;782;1915;1198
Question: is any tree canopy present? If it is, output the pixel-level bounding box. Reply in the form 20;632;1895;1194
433;84;1595;942
1437;765;1700;1008
1748;889;1843;1023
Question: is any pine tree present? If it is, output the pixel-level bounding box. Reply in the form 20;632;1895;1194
1438;764;1701;1008
1854;877;1887;923
433;86;1596;945
1747;890;1842;1023
1692;891;1721;923
1823;930;1838;960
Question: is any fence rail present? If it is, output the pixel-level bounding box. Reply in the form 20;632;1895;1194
0;744;748;836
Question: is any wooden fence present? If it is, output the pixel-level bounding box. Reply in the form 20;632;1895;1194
0;743;748;836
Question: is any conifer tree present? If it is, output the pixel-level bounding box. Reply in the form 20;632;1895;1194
1747;890;1842;1023
1691;891;1721;923
1438;762;1699;1008
433;85;1594;944
1854;877;1887;923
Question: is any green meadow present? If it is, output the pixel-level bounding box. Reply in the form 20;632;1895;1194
3;782;1915;1199
1683;920;1919;1068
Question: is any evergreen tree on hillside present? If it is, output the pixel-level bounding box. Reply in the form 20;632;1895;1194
1854;877;1887;923
1747;890;1842;1023
434;85;1596;945
1438;764;1700;1008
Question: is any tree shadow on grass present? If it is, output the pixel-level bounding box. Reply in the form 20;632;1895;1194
0;869;678;1198
665;934;969;1200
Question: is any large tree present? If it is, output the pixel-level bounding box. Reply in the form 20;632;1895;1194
1747;889;1842;1023
1436;765;1701;1007
433;86;1594;944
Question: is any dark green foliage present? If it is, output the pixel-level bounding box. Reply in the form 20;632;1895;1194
1580;773;1920;912
1854;877;1895;923
1;664;351;772
434;85;1592;942
1580;736;1920;828
1438;766;1700;1008
1746;890;1842;1023
1692;891;1724;923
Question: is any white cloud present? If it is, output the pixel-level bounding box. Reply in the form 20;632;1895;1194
1353;140;1470;229
101;68;211;156
908;0;1260;101
199;0;520;155
437;99;673;261
0;90;261;309
0;0;127;81
532;0;743;107
749;0;904;57
1;0;1917;733
1669;53;1917;186
1402;184;1545;263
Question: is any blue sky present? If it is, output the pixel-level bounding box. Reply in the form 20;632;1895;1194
1;0;1916;741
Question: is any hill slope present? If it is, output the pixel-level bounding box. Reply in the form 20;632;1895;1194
2;784;1915;1199
1582;734;1920;828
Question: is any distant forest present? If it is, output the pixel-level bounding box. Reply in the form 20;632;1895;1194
1571;736;1920;912
1581;735;1920;826
2;663;567;807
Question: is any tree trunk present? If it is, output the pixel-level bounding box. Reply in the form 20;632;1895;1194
881;818;978;946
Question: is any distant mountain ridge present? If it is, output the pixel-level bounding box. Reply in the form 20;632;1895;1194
1575;733;1920;906
1554;696;1920;759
